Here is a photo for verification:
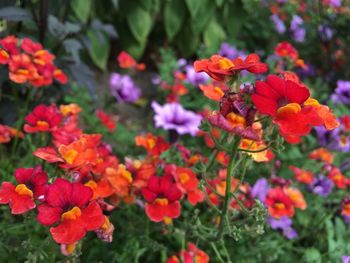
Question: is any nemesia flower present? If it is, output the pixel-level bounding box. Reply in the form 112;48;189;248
0;124;24;143
342;197;350;217
318;25;333;40
141;174;182;223
173;166;204;205
37;178;104;244
265;187;295;218
327;166;348;189
184;64;209;86
96;110;116;132
308;175;333;197
117;51;145;71
218;43;246;60
194;53;267;82
251;178;270;202
24;104;62;133
110;73;141;103
135;133;170;156
342;255;350;263
284;187;307;210
0;166;48;214
198;83;226;101
274;42;299;61
290;15;306;42
166;242;209;263
151;102;202;136
268;216;298;239
289;165;314;184
331;80;350;105
309;148;334;164
95;216;115;242
270;14;286;34
251;74;338;143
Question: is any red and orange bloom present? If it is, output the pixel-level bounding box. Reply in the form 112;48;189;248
96;110;117;132
198;83;226;101
141;174;182;223
275;41;299;61
289;165;314;184
265;187;295;218
327;166;348;189
166;242;209;263
341;197;350;216
0;166;48;214
135;133;170;157
284;187;307;210
252;74;338;143
37;178;105;244
117;51;145;71
0;124;24;143
309;147;334;164
8;53;37;84
194;53;267;82
24;104;62;133
173;166;204;205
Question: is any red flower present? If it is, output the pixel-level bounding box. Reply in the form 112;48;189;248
275;41;299;61
96;110;116;132
309;147;334;164
167;242;209;263
135;133;170;156
327;167;348;189
0;166;48;214
341;197;350;216
173;166;204;205
0;124;24;143
141;174;182;222
194;54;267;81
8;53;37;84
24;104;62;133
289;165;314;184
117;51;145;71
252;74;338;143
37;178;104;244
265;187;294;218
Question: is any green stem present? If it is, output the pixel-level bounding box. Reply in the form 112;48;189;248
210;242;226;263
216;138;240;240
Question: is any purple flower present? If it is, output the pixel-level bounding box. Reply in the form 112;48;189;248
270;14;286;34
268;216;298;240
251;178;270;202
296;64;316;79
290;15;306;42
342;255;350;263
184;65;209;86
308;174;334;197
318;25;333;41
331;80;350;105
315;124;350;152
110;73;141;103
218;43;246;60
329;0;342;8
151;102;202;136
343;215;350;224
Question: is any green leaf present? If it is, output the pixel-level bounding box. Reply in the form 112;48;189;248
215;0;225;7
303;248;321;262
225;0;247;38
203;18;226;53
190;0;215;33
71;0;91;23
127;4;152;44
175;26;199;57
87;30;110;70
185;0;201;17
164;0;186;41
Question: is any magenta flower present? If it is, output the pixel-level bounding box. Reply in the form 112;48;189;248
151;102;202;136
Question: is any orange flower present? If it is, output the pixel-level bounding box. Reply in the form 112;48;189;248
284;187;307;210
327;166;348;189
135;133;170;156
194;54;267;81
117;51;145;71
198;83;226;101
309;148;334;164
289;165;314;184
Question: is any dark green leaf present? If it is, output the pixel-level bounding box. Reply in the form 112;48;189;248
185;0;201;17
190;0;215;33
203;18;226;53
87;30;110;70
71;0;91;23
127;4;152;44
164;0;187;41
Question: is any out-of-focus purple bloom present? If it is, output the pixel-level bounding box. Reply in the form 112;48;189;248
343;215;350;224
110;73;141;103
270;14;286;34
184;65;209;86
296;64;316;79
151;74;161;85
251;178;270;202
328;0;342;8
318;25;333;40
268;216;298;240
315;122;350;152
151;101;202;136
290;15;306;42
314;125;337;147
177;58;187;67
218;43;246;60
308;174;334;197
331;80;350;105
342;255;350;263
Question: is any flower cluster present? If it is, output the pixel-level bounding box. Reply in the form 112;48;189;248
0;36;67;87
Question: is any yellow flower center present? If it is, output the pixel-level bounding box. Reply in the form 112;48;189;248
218;58;234;69
154;198;168;206
61;149;78;164
163;217;173;225
277;103;301;115
61;206;81;221
15;184;33;198
226;112;246;127
179;172;190;184
36;120;50;129
274;203;285;210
